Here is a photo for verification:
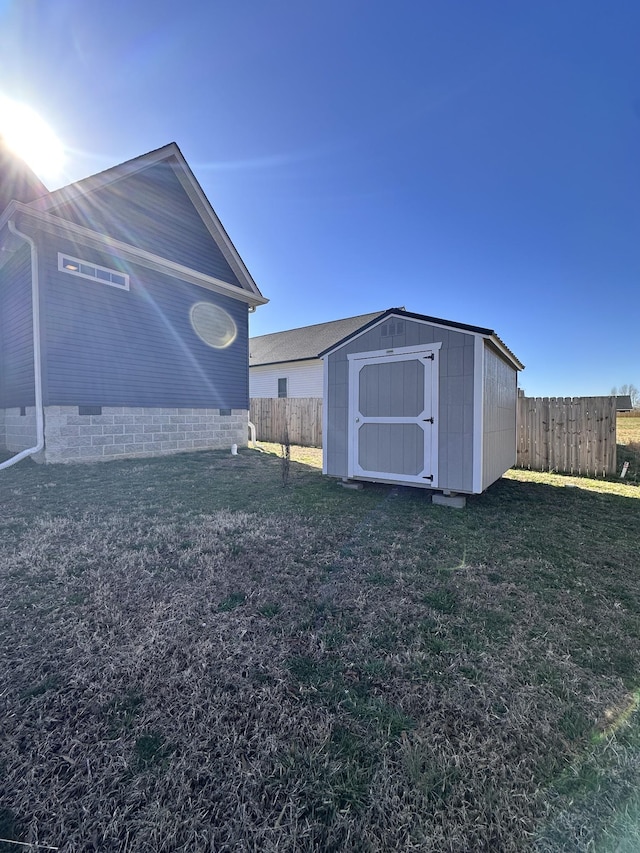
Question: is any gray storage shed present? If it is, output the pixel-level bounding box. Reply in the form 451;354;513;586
320;308;524;496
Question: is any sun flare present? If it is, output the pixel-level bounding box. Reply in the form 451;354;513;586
0;95;65;181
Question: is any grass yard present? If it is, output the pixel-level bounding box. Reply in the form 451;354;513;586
618;416;640;445
1;444;640;852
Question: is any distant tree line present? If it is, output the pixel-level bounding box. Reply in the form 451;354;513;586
611;383;639;408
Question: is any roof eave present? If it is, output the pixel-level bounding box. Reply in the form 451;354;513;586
319;308;523;370
3;203;268;307
250;356;321;368
484;334;525;371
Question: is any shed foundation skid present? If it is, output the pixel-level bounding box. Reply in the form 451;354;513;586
432;493;467;509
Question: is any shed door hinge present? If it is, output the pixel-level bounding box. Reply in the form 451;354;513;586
423;353;435;360
422;474;434;481
423;417;434;424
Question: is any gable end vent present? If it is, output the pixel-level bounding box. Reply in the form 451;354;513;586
381;320;405;337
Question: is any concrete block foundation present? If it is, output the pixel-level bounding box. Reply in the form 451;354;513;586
2;407;38;453
0;406;249;463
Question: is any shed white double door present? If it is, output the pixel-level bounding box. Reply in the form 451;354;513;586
347;344;439;486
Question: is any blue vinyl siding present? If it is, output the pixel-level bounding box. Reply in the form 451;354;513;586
48;163;242;286
0;244;35;407
40;235;248;409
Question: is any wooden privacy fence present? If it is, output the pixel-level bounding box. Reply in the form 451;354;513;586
251;394;618;474
516;396;617;476
250;397;323;447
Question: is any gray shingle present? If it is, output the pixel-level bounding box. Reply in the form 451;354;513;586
249;310;389;366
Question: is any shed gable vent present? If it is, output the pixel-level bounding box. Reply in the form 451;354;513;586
380;320;405;337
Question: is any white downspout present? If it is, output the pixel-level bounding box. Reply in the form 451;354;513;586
247;419;264;450
248;419;257;447
0;220;45;469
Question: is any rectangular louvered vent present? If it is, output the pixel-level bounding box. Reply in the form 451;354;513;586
381;320;405;337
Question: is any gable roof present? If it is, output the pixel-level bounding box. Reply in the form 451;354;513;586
318;308;524;371
249;310;391;367
26;142;266;305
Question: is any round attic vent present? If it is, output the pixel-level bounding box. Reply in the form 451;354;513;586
190;302;237;349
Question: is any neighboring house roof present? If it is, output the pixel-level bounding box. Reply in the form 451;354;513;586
616;395;633;412
0;137;48;210
318;308;524;371
0;142;267;307
249;310;392;367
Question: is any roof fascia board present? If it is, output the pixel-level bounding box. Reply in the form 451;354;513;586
318;309;396;357
320;309;523;371
165;153;263;300
29;143;265;301
483;335;524;372
9;204;268;306
320;310;486;358
393;308;494;336
0;198;20;231
0;200;35;268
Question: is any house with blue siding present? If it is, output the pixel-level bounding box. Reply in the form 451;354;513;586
0;141;267;464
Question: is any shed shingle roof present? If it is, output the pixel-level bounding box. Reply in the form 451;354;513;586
250;307;524;372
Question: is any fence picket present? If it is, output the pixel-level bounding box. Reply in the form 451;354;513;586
516;396;616;476
252;395;617;475
250;398;323;447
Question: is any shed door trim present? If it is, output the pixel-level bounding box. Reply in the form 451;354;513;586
347;344;440;486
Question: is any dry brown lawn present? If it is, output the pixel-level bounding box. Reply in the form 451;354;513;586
618;411;640;446
1;446;640;851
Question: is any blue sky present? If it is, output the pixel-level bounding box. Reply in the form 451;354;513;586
1;0;639;397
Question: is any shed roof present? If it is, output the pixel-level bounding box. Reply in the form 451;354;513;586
249;310;390;367
318;308;524;371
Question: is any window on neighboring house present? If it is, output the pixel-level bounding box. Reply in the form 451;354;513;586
278;378;287;398
58;253;129;290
